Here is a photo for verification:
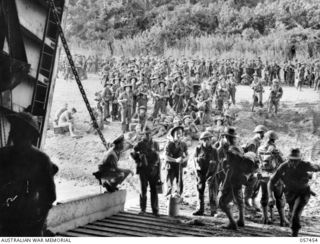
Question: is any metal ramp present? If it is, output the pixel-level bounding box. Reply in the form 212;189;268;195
59;204;320;237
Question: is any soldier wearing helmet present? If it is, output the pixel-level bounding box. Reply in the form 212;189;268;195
268;79;283;114
257;130;288;226
193;132;219;216
164;126;189;197
243;125;267;211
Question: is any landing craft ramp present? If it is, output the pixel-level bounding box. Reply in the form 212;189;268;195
60;203;320;237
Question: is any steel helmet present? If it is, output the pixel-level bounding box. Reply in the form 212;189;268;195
254;125;267;133
200;131;213;140
265;130;278;140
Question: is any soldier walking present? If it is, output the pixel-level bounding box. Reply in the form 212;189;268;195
218;127;258;230
243;125;267;211
268;148;320;236
257;130;288;226
268;79;283;115
251;73;264;112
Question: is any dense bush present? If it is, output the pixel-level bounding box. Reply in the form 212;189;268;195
65;0;320;58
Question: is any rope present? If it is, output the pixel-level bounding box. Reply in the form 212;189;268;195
47;0;109;150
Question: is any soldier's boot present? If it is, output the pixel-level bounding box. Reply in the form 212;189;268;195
278;207;290;227
193;201;204;216
222;208;238;230
237;206;245;227
193;208;204;216
292;228;299;237
252;198;261;212
139;194;147;215
210;210;217;217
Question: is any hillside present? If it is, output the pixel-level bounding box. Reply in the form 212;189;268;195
65;0;320;57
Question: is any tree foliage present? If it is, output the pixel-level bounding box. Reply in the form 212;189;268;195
65;0;320;55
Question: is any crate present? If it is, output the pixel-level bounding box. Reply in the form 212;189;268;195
53;125;69;134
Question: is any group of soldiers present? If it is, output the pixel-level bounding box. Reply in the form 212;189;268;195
88;56;320;237
140;125;320;237
93;113;320;237
98;55;320;87
95;56;292;140
59;54;100;80
59;54;320;90
56;55;320;237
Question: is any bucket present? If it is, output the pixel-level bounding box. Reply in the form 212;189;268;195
156;181;163;194
167;195;180;217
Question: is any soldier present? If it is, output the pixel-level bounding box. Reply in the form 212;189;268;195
268;79;283;115
58;107;80;138
165;76;174;108
213;115;225;138
196;82;212;114
193;132;219;216
118;83;134;133
172;72;186;115
257;130;288;226
268;148;320;237
132;127;161;216
314;61;320;91
218;127;258;230
93;135;133;193
102;81;113;120
152;80;169;118
287;61;296;87
223;111;236;127
251;73;264;111
164;126;189;197
215;76;230;112
297;63;305;91
0;112;58;236
130;76;139;116
243;125;267;211
112;77;122;121
131;105;148;131
192;72;202;97
136;83;149;109
208;74;218;97
227;73;236;105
